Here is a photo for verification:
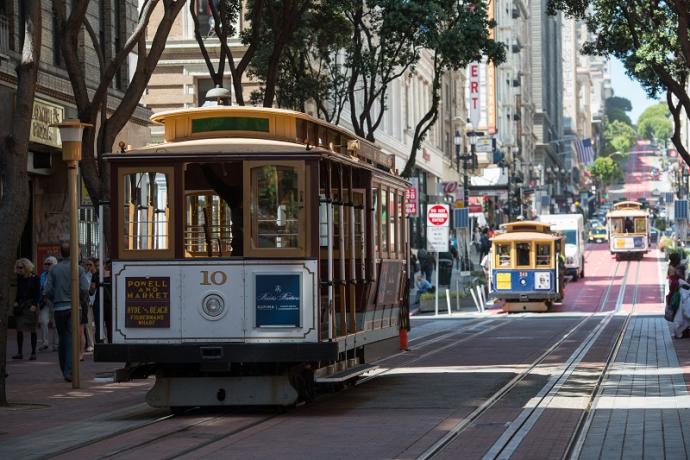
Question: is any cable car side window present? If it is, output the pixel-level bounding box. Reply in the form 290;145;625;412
496;243;511;267
119;167;174;259
244;160;306;256
516;242;531;267
536;243;551;267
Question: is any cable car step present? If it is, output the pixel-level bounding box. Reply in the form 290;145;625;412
315;364;379;383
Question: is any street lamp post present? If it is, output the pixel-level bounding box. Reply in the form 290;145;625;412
51;119;92;389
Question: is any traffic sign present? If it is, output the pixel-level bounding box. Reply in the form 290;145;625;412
427;226;450;252
427;204;450;227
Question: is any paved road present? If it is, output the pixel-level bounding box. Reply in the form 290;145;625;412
2;152;690;459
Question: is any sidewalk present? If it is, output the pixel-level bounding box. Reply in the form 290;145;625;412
0;329;154;451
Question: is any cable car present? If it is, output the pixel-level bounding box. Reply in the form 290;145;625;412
489;221;565;312
606;201;649;260
94;105;410;409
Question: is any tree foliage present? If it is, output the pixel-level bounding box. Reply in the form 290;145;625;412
604;120;637;155
636;102;673;142
605;96;633;125
55;0;185;243
0;1;42;405
249;0;352;121
547;0;690;167
589;156;623;186
401;0;505;177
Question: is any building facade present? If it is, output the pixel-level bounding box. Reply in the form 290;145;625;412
144;4;465;250
1;0;151;265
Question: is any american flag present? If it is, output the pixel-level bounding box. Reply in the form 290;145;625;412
574;138;595;165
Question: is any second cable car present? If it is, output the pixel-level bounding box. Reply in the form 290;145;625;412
489;221;566;312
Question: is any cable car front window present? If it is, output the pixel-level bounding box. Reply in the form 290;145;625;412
251;164;302;249
610;217;623;233
536;243;551;266
516;242;531;267
634;217;646;234
496;244;511;267
122;172;169;251
185;193;233;257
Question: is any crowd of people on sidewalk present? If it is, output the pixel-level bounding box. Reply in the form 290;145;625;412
666;251;690;338
9;242;112;382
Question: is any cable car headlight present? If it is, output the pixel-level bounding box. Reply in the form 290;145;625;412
201;293;225;319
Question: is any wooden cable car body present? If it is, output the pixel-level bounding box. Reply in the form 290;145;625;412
606;201;649;260
489;221;565;312
94;106;410;409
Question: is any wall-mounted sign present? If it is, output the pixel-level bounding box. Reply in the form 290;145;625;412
468;62;481;128
30;99;64;148
255;274;301;327
125;277;171;328
405;186;418;216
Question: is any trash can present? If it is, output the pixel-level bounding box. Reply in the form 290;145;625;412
438;256;453;286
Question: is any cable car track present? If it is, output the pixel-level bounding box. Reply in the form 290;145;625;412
416;258;636;459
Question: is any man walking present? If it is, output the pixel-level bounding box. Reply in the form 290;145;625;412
43;242;90;382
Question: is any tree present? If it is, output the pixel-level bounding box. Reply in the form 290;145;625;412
401;0;505;177
605;96;633;125
342;0;430;141
589;156;623;188
604;120;636;155
55;0;186;243
637;102;673;143
249;0;352;121
0;1;42;405
547;0;690;167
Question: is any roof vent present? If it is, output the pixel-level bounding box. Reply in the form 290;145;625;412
203;86;232;107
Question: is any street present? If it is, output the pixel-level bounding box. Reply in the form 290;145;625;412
3;150;690;459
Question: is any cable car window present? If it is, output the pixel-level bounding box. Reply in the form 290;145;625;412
516;242;531;267
373;187;379;253
610;218;623;233
624;217;634;233
380;188;388;252
184;193;233;257
389;190;396;253
250;165;304;249
536;243;551;266
122;171;170;251
634;217;646;234
184;162;243;257
496;244;511;267
319;193;328;246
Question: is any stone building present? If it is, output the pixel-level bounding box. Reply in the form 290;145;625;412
1;1;151;264
143;4;465;250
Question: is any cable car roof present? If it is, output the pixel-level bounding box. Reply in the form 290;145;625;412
500;221;553;234
492;232;563;242
612;200;643;210
606;209;649;218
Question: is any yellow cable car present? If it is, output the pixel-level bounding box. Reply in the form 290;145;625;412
606;201;649;260
489;221;566;312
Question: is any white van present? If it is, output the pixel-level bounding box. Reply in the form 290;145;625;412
537;213;586;281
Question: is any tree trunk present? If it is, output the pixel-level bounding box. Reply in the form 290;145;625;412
0;0;42;406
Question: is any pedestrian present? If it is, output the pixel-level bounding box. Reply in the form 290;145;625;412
414;273;435;305
419;249;435;282
479;228;491;262
38;256;58;352
12;258;41;360
43;242;90;382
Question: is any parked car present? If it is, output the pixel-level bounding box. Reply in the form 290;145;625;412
588;225;608;243
652;188;661;197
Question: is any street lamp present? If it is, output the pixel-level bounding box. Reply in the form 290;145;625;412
454;130;462;173
51;119;92;390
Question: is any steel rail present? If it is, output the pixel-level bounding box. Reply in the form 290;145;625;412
416;259;625;460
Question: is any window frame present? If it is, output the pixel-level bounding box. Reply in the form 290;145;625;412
117;166;175;260
495;243;512;268
515;241;532;268
535;242;552;268
243;160;307;257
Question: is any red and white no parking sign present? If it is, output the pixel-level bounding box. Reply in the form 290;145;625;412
427;204;450;227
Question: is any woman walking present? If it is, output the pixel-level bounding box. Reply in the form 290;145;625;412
13;258;41;360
